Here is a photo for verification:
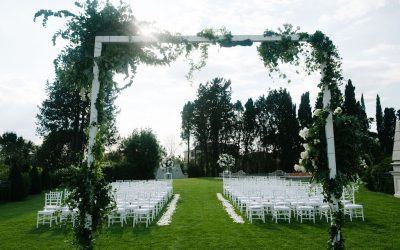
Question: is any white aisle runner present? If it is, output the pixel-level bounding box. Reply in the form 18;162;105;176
216;193;244;224
157;194;180;226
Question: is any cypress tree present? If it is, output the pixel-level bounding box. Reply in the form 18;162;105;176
315;91;323;110
298;92;312;129
343;79;358;116
382;108;396;154
358;94;369;130
376;95;384;146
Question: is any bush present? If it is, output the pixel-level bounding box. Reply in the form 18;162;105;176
187;163;204;177
0;163;9;181
363;156;394;194
29;166;42;194
8;165;30;201
41;167;51;190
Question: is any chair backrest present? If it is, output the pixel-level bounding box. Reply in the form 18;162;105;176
342;185;355;204
45;191;63;206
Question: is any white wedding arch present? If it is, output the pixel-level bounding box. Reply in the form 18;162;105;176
87;34;337;185
85;33;341;246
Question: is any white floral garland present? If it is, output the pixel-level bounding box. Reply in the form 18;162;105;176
157;194;180;226
216;193;244;224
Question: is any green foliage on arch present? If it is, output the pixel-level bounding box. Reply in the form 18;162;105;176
34;1;191;248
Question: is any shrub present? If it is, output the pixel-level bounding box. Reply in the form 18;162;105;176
187;163;204;177
363;156;394;194
29;166;42;194
0;181;9;202
0;163;9;181
8;165;29;201
41;167;51;190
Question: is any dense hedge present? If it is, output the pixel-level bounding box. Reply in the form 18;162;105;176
363;156;394;194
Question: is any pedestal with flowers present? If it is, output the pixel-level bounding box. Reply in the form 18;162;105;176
161;156;174;180
218;153;235;180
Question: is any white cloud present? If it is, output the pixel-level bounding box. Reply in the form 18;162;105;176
319;0;386;24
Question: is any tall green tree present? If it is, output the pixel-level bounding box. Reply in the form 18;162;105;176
376;95;384;147
0;132;34;201
256;88;300;172
118;129;161;180
382;108;396;154
357;94;369;131
181;101;194;165
36;79;118;172
0;132;34;172
191;77;234;176
231;100;244;162
343;79;358;116
298;92;312;129
242;98;258;171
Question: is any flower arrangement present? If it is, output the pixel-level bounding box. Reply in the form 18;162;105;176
161;156;174;170
294;107;363;200
217;153;235;171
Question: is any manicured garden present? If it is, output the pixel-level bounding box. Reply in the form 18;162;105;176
0;178;399;249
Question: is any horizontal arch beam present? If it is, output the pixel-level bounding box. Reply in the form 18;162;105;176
95;34;300;44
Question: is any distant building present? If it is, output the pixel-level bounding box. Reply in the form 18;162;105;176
155;165;186;179
183;149;197;162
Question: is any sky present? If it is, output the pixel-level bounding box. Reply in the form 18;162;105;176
0;0;399;156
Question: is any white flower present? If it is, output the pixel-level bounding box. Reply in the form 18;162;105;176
217;153;235;170
161;156;174;168
313;109;322;117
299;127;309;139
157;194;180;226
359;158;368;169
303;143;310;151
314;139;320;144
312;160;317;169
300;151;309;160
294;164;306;173
334;107;342;115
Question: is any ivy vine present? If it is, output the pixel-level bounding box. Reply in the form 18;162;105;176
34;1;192;249
183;27;254;80
258;24;363;249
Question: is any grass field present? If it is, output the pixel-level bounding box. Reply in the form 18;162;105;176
0;178;399;249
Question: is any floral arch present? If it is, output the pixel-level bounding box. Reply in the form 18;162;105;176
83;27;358;249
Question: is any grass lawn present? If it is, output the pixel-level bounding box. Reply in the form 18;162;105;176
0;178;399;249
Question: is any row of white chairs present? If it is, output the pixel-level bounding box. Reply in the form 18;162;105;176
37;179;174;229
36;190;77;228
108;180;173;228
224;177;364;224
